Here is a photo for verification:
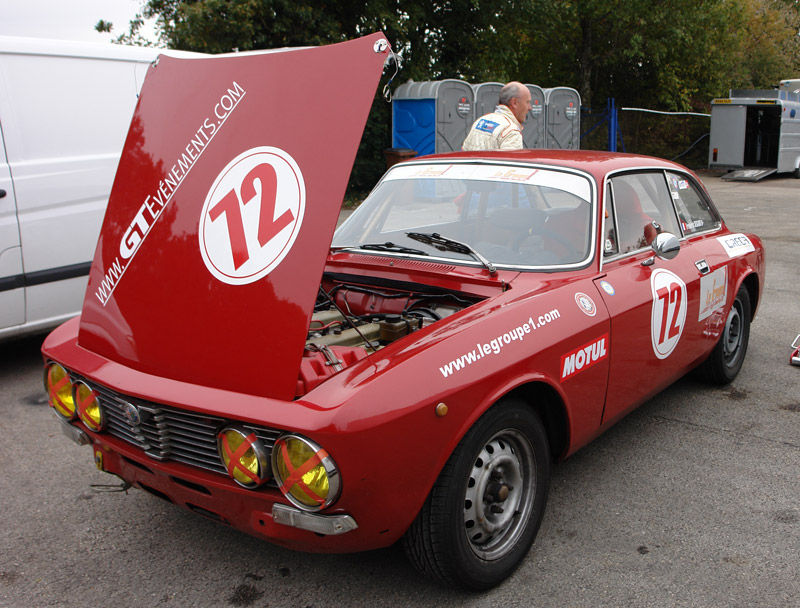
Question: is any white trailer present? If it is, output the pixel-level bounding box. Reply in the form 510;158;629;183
708;87;800;181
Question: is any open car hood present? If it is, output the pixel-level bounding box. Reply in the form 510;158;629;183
78;33;391;400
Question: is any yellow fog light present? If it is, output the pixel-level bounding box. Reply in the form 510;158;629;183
44;363;75;420
217;426;270;488
272;435;340;512
73;381;104;432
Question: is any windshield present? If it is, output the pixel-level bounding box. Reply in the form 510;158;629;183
333;162;595;269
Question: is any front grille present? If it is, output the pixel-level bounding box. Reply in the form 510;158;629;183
77;375;281;477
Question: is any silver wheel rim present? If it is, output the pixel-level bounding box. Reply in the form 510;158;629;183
463;428;535;560
723;299;743;364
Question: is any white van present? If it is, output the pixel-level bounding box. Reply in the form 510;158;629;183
0;36;161;341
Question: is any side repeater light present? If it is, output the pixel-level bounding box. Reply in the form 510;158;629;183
272;434;340;512
73;381;105;432
217;426;271;488
44;363;76;420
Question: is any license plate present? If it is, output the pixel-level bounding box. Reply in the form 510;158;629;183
61;421;90;446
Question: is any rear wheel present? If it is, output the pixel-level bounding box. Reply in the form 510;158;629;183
403;400;550;590
695;284;751;384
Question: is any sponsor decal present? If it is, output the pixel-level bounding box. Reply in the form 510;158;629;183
650;268;687;359
438;307;561;378
491;168;539;182
476;118;500;133
408;165;452;178
199;147;305;285
600;280;615;296
681;219;704;231
575;292;597;316
698;266;727;321
561;334;609;381
717;233;755;258
94;81;246;306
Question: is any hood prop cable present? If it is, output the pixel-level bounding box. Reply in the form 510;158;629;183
317;286;378;353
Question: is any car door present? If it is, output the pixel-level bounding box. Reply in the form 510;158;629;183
594;170;709;426
0;121;25;334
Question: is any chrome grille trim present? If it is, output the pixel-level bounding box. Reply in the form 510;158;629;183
75;375;282;478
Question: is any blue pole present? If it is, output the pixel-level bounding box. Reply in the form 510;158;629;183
609;98;617;152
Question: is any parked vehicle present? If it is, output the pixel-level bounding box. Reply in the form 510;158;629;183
708;85;800;181
0;36;159;340
42;33;765;590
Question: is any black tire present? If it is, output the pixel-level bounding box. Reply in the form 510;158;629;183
695;284;751;384
402;400;550;590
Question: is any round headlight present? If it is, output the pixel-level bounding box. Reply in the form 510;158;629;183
272;434;340;511
44;363;76;420
74;381;104;432
217;426;270;488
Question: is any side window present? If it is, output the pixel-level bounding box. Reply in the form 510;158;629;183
603;182;618;256
609;173;681;254
665;172;719;235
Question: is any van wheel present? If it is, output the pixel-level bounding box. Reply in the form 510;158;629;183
695;284;751;384
794;166;800;179
403;400;550;590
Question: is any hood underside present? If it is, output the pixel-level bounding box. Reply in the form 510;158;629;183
78;33;390;400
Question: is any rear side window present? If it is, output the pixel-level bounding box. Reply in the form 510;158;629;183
665;172;719;235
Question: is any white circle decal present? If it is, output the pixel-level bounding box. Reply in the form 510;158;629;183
199;147;305;285
650;269;687;359
575;292;597;317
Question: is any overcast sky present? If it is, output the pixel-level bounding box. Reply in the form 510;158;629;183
0;0;157;44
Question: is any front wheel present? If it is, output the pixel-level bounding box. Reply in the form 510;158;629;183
695;284;752;384
403;400;550;590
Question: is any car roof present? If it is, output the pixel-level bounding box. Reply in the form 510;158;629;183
411;149;692;182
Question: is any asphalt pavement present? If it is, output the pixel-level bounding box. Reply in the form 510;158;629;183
0;173;797;608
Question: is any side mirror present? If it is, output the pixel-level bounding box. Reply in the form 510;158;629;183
652;232;680;260
642;232;680;266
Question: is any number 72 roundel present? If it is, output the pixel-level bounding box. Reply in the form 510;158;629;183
199;147;306;285
650;268;687;359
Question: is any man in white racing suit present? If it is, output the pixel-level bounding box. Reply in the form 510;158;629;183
462;82;532;151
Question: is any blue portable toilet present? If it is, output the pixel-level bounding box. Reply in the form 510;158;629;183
392;80;474;154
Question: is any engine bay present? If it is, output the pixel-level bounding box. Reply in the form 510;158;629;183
296;275;483;396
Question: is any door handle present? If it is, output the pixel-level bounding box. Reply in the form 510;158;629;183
695;259;710;274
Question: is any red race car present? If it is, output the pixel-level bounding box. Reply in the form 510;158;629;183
42;33;765;590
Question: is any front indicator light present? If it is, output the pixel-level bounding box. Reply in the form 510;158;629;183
44;363;75;420
217;426;270;488
272;435;340;512
74;381;104;432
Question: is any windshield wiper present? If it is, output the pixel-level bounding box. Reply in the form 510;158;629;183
358;242;429;255
406;232;496;275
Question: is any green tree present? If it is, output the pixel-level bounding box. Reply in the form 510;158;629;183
104;0;800;178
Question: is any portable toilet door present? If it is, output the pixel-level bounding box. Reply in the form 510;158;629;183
544;87;581;149
435;80;474;152
472;82;503;118
392;79;474;154
524;84;546;149
392;80;436;156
